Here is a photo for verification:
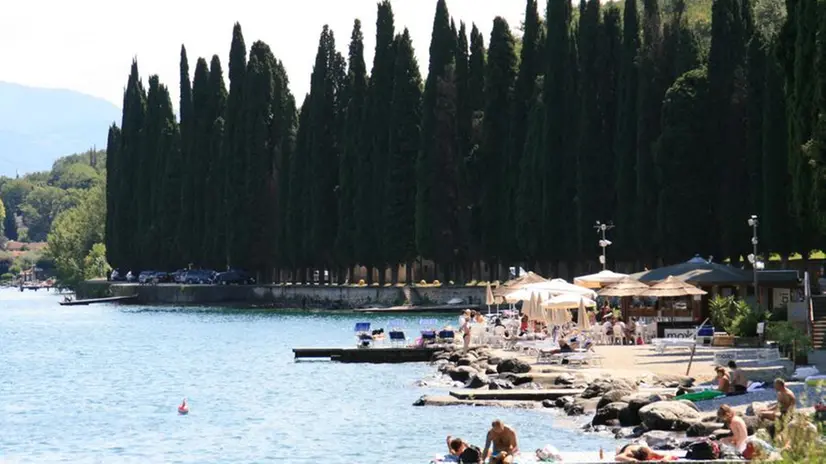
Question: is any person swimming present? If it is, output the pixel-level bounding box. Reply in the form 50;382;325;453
178;398;189;415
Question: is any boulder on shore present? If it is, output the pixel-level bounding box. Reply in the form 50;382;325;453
464;373;489;389
597;389;635;410
624;394;671;419
554;373;577;386
581;377;637;399
488;378;515;390
592;402;629;426
555;396;575;409
641;430;681;450
686;421;724;437
496;358;532;374
542;399;555;408
447;365;478;382
638;401;701;431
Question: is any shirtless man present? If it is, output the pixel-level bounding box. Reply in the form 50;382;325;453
715;366;731;393
614;443;677;462
482;420;518;463
717;404;748;453
728;361;748;394
758;378;796;422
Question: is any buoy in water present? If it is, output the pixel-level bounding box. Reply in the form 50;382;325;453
178;398;189;415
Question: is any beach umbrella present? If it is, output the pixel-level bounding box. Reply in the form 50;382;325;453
494;271;550;297
523;278;598;298
638;275;707;297
541;293;597;310
574;269;628;289
598;276;650;297
577;297;591;331
485;283;495;305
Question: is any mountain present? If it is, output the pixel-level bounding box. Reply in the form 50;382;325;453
0;82;120;177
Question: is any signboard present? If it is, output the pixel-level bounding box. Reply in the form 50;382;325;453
757;322;765;335
714;351;737;366
664;328;695;339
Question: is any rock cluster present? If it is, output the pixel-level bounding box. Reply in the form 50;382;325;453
431;347;531;390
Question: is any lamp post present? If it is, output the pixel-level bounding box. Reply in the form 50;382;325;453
594;221;615;271
747;215;760;304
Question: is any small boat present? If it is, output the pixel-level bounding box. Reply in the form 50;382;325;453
178;399;189;415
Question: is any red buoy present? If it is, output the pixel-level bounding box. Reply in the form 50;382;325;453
178;398;189;415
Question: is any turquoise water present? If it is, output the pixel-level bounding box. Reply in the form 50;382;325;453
0;288;614;463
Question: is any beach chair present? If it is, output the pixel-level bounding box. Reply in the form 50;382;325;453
354;322;374;348
386;319;407;347
437;329;456;344
419;318;438;345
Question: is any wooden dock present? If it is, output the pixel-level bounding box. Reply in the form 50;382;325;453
293;346;440;363
59;295;137;306
448;387;677;401
353;304;480;313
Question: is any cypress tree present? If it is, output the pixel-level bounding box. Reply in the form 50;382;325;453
468;25;486;113
575;0;603;257
225;23;248;268
188;57;210;266
270;60;297;278
104;124;121;267
746;33;767;219
384;29;423;284
177;45;193;267
707;0;752;260
656;68;714;262
149;81;182;270
479;17;517;273
635;0;665;263
510;0;542;263
542;0;576;267
454;22;472;281
336;20;367;278
203;55;228;269
305;26;346;274
662;0;701;83
287;96;311;280
416;0;456;274
465;24;486;278
119;60;147;271
596;5;622;229
515;78;544;265
142;75;165;266
614;0;640;262
761;41;792;258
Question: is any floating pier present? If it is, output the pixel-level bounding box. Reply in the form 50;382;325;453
59;295;138;306
293;346;440;363
353;304;480;313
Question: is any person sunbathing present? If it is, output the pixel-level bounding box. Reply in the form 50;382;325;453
614;443;677;462
443;436;481;463
717;404;748;453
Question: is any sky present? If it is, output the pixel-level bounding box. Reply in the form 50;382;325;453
0;0;526;110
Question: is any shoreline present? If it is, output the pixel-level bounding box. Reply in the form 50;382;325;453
414;343;816;457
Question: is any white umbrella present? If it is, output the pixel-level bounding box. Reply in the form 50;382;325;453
574;270;628;289
542;293;598;310
524;278;598;298
503;288;552;303
529;292;542;322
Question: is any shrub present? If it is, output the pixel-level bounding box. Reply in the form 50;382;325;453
0;272;13;281
766;321;812;359
709;295;769;336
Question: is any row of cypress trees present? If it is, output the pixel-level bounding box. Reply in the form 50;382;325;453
106;0;826;283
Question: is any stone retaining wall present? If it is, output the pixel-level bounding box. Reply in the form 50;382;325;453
100;282;486;308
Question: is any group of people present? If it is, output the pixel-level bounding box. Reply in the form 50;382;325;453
442;420;518;464
714;361;750;395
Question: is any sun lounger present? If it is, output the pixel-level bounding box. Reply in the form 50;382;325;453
437;330;455;344
355;322;374;348
389;330;407;347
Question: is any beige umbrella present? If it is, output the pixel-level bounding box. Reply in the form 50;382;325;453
577;297;592;331
598;277;651;297
485;283;495;306
574;270;628;289
529;292;543;322
639;275;707;297
521;292;533;321
494;271;550;297
541;293;598;310
524;279;598;298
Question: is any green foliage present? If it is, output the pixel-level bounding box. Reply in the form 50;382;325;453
82;243;111;280
709;295;769;336
0;272;12;282
0;196;4;236
766;320;812;357
47;185;106;287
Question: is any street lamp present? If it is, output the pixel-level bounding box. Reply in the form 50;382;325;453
594;221;615;271
747;215;761;304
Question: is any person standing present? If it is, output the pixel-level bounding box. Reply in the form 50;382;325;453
460;314;472;352
727;361;748;395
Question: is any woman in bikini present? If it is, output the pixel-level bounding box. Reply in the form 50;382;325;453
615;443;677;462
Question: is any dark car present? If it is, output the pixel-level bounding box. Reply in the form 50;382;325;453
183;270;216;284
172;269;188;284
213;270;255;285
152;271;172;283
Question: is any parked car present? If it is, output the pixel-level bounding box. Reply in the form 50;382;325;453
213;270;255;285
126;271;136;282
183;270;215;284
172;269;188;284
110;269;126;282
152;271;172;283
138;271;157;284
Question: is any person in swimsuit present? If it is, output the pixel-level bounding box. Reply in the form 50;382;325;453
614;443;678;462
717;404;748;453
715;366;731;393
482;419;518;463
728;361;748;394
460;315;472;352
758;378;796;422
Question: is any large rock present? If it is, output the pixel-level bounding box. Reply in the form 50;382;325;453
448;352;462;363
488;378;515;390
555;373;577;386
686;421;724;437
542;399;555;408
651;374;695;388
746;401;773;416
456;357;475;366
615;425;648;440
597;389;635;410
593;402;630;426
581;378;637;399
447;365;478;382
496;358;532;374
638;401;701;431
465;373;489;389
555;396;575;409
487;356;502;365
565;400;585;416
497;373;533;386
623;394;670;424
675;399;699;412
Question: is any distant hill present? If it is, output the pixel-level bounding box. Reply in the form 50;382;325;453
0;82;120;177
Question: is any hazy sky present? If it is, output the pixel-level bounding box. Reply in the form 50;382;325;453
0;0;526;110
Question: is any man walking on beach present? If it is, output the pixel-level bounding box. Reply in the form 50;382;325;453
482;419;518;463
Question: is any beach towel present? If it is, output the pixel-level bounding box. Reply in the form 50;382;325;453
536;445;563;462
674;390;726;402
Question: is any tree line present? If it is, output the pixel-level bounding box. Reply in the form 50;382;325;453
105;0;826;284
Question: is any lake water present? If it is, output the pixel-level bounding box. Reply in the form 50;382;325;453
0;288;614;463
